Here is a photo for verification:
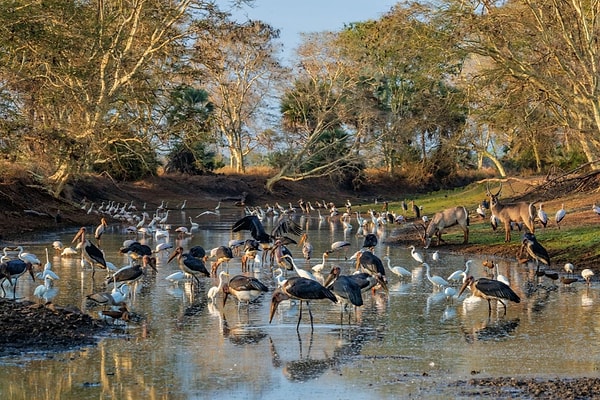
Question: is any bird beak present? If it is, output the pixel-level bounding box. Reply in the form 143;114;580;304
323;270;335;288
377;276;389;294
269;297;279;324
167;249;179;263
28;264;35;282
72;228;84;243
222;291;229;308
146;256;158;272
458;278;470;297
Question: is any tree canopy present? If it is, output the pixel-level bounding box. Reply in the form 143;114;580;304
0;0;599;196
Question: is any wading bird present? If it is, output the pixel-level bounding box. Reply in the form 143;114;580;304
207;271;228;303
581;268;594;286
0;259;35;298
537;203;548;228
323;266;363;323
423;262;449;289
269;276;337;332
167;246;210;286
409;245;424;264
564;263;574;276
459;275;521;316
382;256;411;280
520;232;550;273
351;250;388;293
95;217;108;241
447;260;472;284
222;274;269;308
72;227;107;276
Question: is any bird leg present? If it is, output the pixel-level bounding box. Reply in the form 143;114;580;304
307;301;314;332
498;299;507;315
297;301;303;332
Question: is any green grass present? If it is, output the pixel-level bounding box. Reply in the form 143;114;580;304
356;182;600;268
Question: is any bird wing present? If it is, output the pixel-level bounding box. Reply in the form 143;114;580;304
285;277;337;302
271;216;303;238
334;276;363;306
476;278;521;303
232;215;270;242
229;275;268;292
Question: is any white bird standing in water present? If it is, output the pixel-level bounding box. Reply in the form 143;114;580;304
409;245;424;264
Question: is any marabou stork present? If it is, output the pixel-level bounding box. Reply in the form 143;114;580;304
269;276;337;332
351;250;388;294
459;275;521;316
0;259;35;298
222;274;269;308
323;266;363;323
72;227;107;276
167;246;210;285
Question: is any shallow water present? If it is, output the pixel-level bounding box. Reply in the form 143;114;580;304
1;207;599;399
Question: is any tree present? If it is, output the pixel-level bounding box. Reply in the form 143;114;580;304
266;32;368;192
445;0;600;170
0;1;223;197
191;18;286;173
336;3;469;180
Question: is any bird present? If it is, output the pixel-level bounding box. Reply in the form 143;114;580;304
167;246;210;285
564;263;574;276
581;268;594;285
0;259;35;298
273;268;287;287
106;255;157;289
382;256;411;280
537;203;548;228
87;284;129;308
444;286;457;303
232;214;302;264
269;276;337;332
282;254;317;281
330;240;351;259
120;241;152;260
423;262;449;289
593;203;600;216
322;266;363;322
476;203;486;219
94;217;108;240
33;274;58;303
409;245;424;263
520;232;550;273
311;251;330;273
72;227;107;276
447;260;472;284
210;245;234;277
555;203;566;229
459;275;521;316
207;271;228;303
298;233;313;261
99;304;130;326
222;274;269;308
351;250;388;293
432;251;440;262
15;246;41;265
362;233;378;251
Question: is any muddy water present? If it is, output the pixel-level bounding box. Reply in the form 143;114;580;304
1;208;599;399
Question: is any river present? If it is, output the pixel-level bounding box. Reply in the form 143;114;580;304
1;206;599;399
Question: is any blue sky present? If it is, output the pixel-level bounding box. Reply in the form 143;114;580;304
223;0;397;62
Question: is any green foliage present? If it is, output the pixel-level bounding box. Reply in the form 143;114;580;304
93;139;160;181
164;141;223;175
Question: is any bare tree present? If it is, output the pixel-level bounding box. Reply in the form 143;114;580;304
191;18;286;173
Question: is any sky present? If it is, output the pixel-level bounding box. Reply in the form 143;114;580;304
222;0;398;62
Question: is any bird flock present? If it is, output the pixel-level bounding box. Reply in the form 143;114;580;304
1;193;597;333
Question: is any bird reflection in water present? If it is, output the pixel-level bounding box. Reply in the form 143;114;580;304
220;313;267;346
269;326;376;383
463;318;520;343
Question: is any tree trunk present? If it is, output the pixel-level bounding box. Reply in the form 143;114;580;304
482;150;506;177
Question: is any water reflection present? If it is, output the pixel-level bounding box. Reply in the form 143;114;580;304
462;318;521;342
2;208;600;398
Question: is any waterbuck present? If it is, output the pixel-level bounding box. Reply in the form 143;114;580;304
423;206;470;248
486;183;535;242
